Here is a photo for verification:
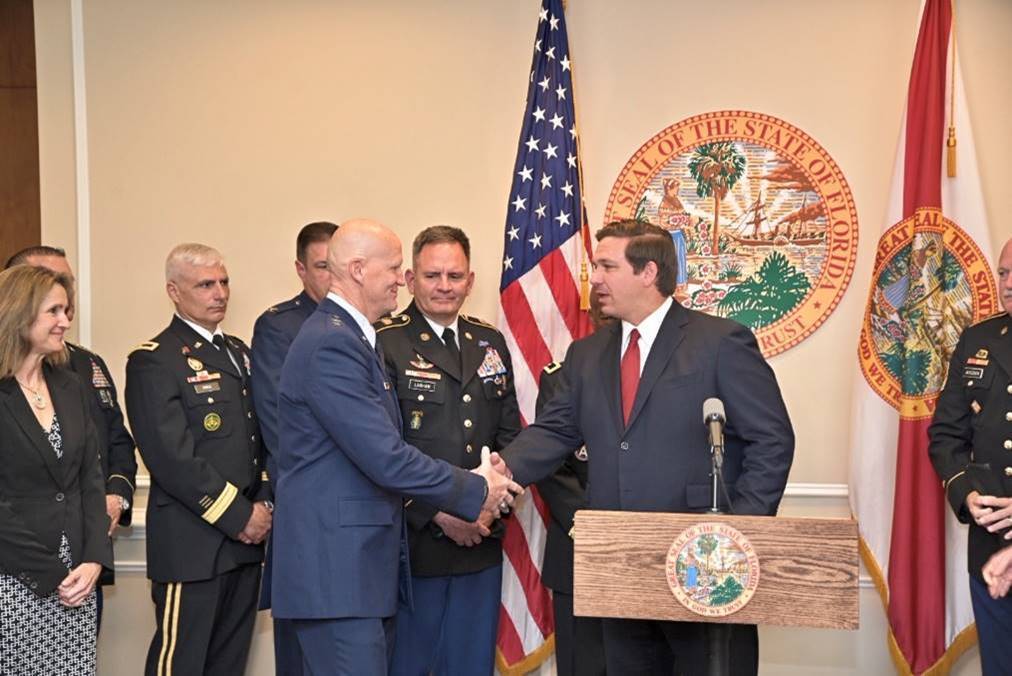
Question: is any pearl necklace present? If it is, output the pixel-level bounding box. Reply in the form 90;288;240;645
16;379;47;410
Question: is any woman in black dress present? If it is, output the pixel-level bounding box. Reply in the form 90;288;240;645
0;264;113;675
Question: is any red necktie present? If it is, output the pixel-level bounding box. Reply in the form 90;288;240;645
621;329;641;426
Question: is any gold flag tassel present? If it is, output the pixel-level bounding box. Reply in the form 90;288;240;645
579;258;590;310
946;1;957;177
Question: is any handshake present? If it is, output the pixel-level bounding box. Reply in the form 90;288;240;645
434;447;524;549
473;445;524;519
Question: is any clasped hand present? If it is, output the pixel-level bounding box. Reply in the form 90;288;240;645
472;446;524;520
58;562;101;608
237;501;272;545
967;491;1012;539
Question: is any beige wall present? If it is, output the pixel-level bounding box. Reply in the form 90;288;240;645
33;0;1012;673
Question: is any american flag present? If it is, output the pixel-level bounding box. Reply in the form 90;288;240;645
496;1;592;672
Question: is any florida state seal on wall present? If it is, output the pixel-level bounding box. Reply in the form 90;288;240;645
665;522;760;618
604;111;859;357
858;208;998;419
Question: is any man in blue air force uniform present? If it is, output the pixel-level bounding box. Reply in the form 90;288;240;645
272;219;522;675
250;221;337;676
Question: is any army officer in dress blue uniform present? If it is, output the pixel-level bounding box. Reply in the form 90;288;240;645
377;226;521;676
250;220;336;676
929;237;1012;675
126;244;272;676
5;246;139;630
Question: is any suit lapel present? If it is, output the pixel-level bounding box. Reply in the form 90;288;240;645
625;303;687;431
406;303;462;382
169;317;241;381
460;326;483;388
600;323;624;437
1;376;63;486
48;368;79;484
988;315;1012;380
324;298;400;426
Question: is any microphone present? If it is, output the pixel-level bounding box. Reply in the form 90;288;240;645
703;397;725;453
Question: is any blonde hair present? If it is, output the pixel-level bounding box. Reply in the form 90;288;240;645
0;265;72;377
165;243;224;282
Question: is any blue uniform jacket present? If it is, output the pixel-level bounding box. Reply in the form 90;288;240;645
251;290;316;488
271;297;487;619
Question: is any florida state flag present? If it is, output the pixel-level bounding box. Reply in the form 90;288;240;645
850;0;999;673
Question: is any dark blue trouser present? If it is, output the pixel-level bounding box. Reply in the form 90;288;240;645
390;564;502;676
970;575;1012;676
293;616;396;676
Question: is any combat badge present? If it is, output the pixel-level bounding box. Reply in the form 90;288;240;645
409;410;424;431
187;357;205;371
410;354;435;369
203;413;222;432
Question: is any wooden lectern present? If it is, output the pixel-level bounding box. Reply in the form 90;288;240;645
572;511;859;630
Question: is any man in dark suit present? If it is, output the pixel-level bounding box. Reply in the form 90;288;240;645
126;243;272;676
5;245;138;628
929;236;1012;674
377;226;521;675
251;221;337;676
501;219;795;675
272;219;522;675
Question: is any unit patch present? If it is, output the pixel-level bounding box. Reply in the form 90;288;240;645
203;413;222;432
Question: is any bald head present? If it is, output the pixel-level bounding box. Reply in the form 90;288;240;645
999;237;1012;315
328;219;406;322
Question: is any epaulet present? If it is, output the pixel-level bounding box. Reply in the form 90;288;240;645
970;311;1009;328
266;296;304;315
375;313;411;332
130;340;159;353
460;314;496;330
542;361;562;375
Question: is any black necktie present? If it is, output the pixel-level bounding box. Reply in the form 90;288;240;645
212;334;240;377
442;327;461;368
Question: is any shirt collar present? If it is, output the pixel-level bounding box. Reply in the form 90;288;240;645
421;312;460;346
621;296;673;355
327;292;377;348
176;313;223;345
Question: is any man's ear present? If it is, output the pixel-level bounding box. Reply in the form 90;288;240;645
348;258;365;283
640;261;659;288
166;281;180;304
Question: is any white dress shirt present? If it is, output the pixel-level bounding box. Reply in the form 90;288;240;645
620;296;674;376
421;314;460;348
327;292;377;349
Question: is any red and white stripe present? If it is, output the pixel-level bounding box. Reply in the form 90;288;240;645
497;228;592;674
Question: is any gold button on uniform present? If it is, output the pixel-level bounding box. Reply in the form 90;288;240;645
417;394;425;401
1007;412;1012;422
968;381;975;388
207;397;215;404
1006;467;1012;477
466;444;473;453
462;394;472;403
1005;440;1012;450
464;419;473;428
1007;384;1012;394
